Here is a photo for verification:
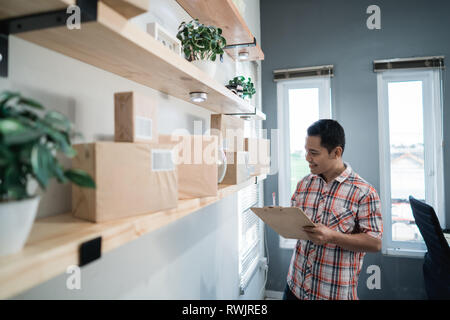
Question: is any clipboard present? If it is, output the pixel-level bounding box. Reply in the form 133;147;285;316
250;206;316;240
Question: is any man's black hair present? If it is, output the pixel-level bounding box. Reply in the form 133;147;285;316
307;119;345;155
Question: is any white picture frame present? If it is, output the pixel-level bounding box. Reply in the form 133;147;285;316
146;22;182;56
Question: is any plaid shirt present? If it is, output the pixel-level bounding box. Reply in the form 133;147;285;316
287;163;383;300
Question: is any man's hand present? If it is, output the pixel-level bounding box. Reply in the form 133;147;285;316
303;223;336;245
303;223;382;252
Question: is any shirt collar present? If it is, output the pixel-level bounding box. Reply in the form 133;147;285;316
335;162;352;183
315;162;352;184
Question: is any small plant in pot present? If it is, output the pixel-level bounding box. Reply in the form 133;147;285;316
226;76;256;100
243;78;256;100
176;19;227;78
0;91;95;257
226;76;245;98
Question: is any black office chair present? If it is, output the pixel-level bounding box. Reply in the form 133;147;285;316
409;196;450;299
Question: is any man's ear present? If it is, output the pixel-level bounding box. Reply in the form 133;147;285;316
333;146;343;159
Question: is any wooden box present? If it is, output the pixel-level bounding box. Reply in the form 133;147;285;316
72;142;177;222
221;151;251;185
210;114;245;152
114;91;158;143
244;138;270;175
155;134;218;199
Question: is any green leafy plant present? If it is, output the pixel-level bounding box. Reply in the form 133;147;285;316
176;19;227;62
0;91;95;202
228;76;245;87
227;76;256;99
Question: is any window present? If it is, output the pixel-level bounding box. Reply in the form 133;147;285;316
277;76;332;249
377;69;445;257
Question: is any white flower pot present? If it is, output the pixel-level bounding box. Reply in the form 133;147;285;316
0;196;40;257
192;59;217;78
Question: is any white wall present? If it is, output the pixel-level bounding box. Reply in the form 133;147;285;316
1;0;266;299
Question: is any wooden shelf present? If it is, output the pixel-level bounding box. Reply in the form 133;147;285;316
255;109;266;121
0;0;269;300
0;174;266;299
0;0;148;20
3;0;258;115
0;0;73;20
231;108;266;121
176;0;264;61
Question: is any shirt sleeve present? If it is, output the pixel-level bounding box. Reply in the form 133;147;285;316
357;188;383;239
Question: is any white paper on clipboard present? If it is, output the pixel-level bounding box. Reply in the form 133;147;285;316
250;206;316;240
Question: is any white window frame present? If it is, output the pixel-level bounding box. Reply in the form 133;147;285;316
277;76;332;249
377;69;445;258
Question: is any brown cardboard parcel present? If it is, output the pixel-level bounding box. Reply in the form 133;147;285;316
210;114;245;152
155;135;218;199
72;142;177;222
222;151;251;185
114;91;158;143
244;138;271;175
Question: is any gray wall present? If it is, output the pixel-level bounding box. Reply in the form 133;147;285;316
261;0;450;299
1;0;267;299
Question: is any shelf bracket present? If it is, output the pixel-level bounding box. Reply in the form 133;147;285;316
224;37;257;50
79;236;102;267
0;34;7;77
225;107;259;119
0;0;98;78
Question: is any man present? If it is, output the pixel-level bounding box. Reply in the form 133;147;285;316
283;119;383;300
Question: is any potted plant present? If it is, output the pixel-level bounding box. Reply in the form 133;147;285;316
226;76;245;98
226;76;256;100
243;78;256;100
176;19;227;78
0;91;95;257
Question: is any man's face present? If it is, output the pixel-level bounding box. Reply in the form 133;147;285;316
304;135;336;175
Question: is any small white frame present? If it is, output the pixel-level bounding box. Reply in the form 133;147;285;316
146;22;182;56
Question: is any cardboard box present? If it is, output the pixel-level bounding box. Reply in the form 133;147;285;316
210;114;245;152
114;91;158;143
156;134;218;199
222;151;251;185
72;142;177;222
244;138;271;175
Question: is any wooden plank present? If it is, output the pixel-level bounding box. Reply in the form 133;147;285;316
176;0;252;44
255;109;266;121
101;0;148;19
0;0;74;20
13;1;253;114
225;109;266;121
0;0;147;20
176;0;264;61
224;44;265;62
0;174;266;299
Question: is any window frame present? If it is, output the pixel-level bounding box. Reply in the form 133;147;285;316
377;68;445;257
276;76;332;249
